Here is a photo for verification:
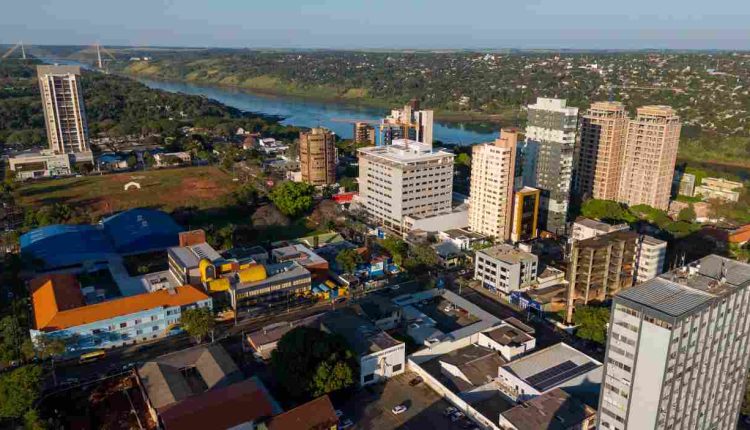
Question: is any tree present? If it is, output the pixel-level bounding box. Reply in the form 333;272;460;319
573;306;611;345
251;204;290;228
339;177;357;192
308;200;341;229
677;204;697;222
405;244;439;272
580;199;635;223
336;249;363;273
455;153;471;168
270;327;357;401
181;307;216;343
379;237;408;266
232;183;258;209
125;155;138;169
0;365;43;419
269;182;315;217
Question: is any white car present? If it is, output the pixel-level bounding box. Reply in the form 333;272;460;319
392;404;408;414
339;418;354;429
335;410;343;418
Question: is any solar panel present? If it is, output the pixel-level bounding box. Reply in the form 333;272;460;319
526;360;599;392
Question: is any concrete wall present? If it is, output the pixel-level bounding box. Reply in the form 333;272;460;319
360;343;406;386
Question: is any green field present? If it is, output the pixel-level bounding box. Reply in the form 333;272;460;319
18;166;239;219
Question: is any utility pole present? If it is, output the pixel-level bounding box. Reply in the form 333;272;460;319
96;44;103;69
20;42;25;60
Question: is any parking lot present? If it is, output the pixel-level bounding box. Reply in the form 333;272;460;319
337;371;479;430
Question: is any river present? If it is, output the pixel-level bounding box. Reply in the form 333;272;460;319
135;78;501;145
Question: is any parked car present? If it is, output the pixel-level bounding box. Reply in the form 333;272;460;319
338;418;354;429
335;410;343;418
409;323;420;330
409;376;423;386
443;406;457;417
451;411;465;422
392;404;408;414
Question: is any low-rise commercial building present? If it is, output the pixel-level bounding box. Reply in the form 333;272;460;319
154;151;191;167
694;177;743;202
498;388;597;430
475;245;538;296
8;150;93;180
478;323;536;361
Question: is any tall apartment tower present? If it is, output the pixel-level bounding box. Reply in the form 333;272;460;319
598;255;750;430
357;139;453;233
525;98;579;236
576;101;628;200
379;100;433;146
617;106;681;210
37;65;90;154
299;128;336;186
353;122;376;145
468;128;518;240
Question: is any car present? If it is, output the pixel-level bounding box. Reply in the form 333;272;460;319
335;410;344;418
409;376;423;386
420;300;429;305
450;411;465;422
408;323;420;329
390;285;400;290
391;404;408;414
443;406;457;417
444;305;453;312
338;418;354;429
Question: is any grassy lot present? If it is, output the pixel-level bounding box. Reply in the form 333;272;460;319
17;166;239;220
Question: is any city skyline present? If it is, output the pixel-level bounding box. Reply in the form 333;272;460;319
2;0;750;50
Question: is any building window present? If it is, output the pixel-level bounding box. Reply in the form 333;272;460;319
151;315;158;321
136;329;142;335
363;373;375;383
120;322;127;328
392;364;402;373
152;326;159;332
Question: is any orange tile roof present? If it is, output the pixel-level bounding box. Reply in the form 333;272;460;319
730;224;750;244
268;395;338;430
30;274;86;330
32;282;210;332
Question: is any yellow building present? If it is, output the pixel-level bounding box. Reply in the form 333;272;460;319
511;187;540;243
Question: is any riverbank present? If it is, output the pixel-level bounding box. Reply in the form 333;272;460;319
120;64;514;124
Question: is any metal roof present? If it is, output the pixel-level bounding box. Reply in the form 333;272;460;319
616;278;714;318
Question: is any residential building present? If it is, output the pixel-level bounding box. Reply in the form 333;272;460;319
438;228;489;251
29;274;211;352
570;217;629;243
299;127;336;186
245;313;325;360
474;245;539;296
403;201;469;233
468;128;518;240
497;342;602;402
320;309;405;386
154;151;191;167
694;177;743;202
379;100;433;145
136;345;282;429
37;65;90;154
576;101;628;200
566;230;639;323
271;243;329;280
356;294;403;331
353;122;376;145
8;150;93;180
524;98;579;235
618;106;681;210
357;139;453;233
597;255;750;430
672;171;696;197
498;388;597;430
511;187;541;243
729;224;750;246
634;235;667;284
267;395;338;430
478;323;536;361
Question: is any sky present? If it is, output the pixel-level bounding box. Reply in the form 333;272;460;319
2;0;749;50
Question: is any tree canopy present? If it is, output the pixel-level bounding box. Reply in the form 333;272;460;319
180;307;216;343
580;199;635;224
378;237;408;266
270;326;357;401
573;306;611;345
0;365;42;419
269;182;315;218
336;248;363;273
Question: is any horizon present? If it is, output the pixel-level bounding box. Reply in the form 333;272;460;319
2;0;749;51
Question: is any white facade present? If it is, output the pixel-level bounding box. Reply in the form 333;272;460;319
598;255;750;430
360;342;406;386
358;139;454;232
468;130;518;240
403;205;468;233
634;236;667;283
570;217;630;243
37;65;90;154
477;324;536;361
474;245;538;296
9;150;93;180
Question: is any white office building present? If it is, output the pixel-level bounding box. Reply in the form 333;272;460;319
634;235;667;284
357;139;453;233
474;244;538;296
598;255;750;430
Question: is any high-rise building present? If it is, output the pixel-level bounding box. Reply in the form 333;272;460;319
379;100;433;146
37;65;90;154
634;235;667;284
357;139;453;233
353;122;376;145
299;128;336;186
468;128;518;240
598;255;750;430
565;230;638;323
618;106;681;210
576;101;628;200
511;187;540;243
524;98;579;236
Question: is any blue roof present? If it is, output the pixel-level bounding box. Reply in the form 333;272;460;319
21;209;183;268
20;224;115;268
98;154;124;164
102;208;183;254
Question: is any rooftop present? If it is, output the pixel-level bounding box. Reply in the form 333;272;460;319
575;230;638;249
267;395;338;430
500;388;596;430
234;261;310;293
356;295;399;321
478;244;536;264
573;216;628;233
441;228;485;240
616;254;750;319
137;344;243;412
321;309;401;356
440;344;506;386
501;343;601;393
358;139;453;165
271;244;327;267
246;313;325;350
483;324;534;347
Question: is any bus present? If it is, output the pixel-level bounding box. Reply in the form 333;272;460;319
78;350;106;364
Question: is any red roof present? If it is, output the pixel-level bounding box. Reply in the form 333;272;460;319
160;378;277;430
332;192;357;204
30;274;86;330
730;224;750;244
268;395;338;430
